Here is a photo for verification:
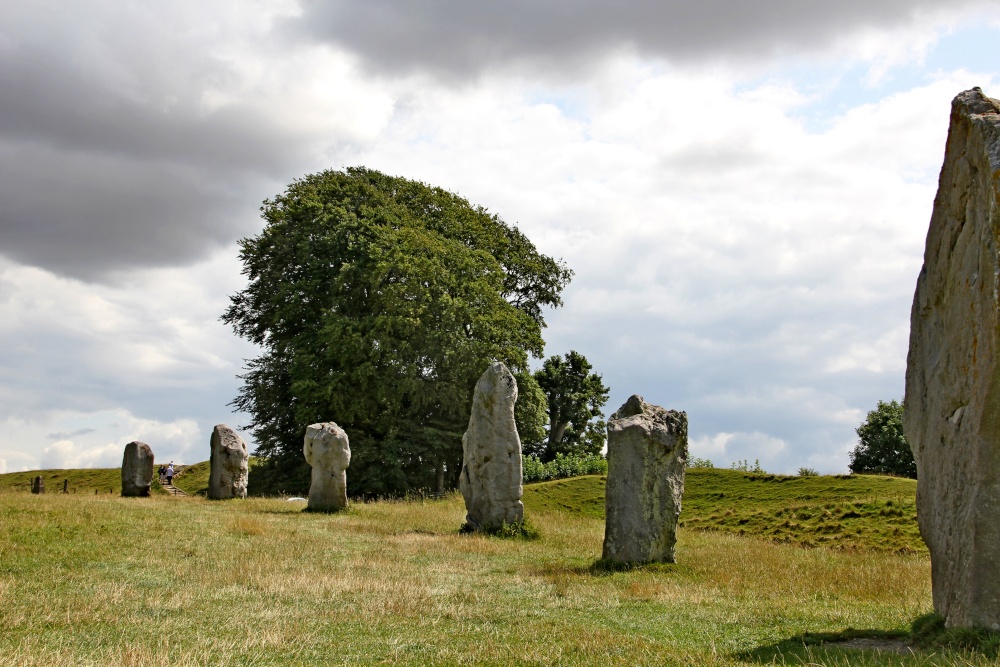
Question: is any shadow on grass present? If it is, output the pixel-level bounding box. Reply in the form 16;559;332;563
738;614;1000;665
737;629;913;664
588;558;679;575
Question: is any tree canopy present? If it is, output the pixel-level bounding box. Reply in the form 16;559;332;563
532;350;609;461
223;167;572;496
849;399;916;478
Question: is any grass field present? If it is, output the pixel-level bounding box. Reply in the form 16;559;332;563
0;466;982;666
0;466;168;496
524;469;922;553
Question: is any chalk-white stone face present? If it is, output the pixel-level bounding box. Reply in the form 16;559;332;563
904;87;1000;630
303;422;351;511
459;362;524;531
208;424;249;500
121;441;155;497
602;395;687;564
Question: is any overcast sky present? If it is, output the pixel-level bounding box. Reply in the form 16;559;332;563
1;0;999;474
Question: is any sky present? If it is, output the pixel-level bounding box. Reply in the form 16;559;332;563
2;0;999;474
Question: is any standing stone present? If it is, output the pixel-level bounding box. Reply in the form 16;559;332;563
121;441;154;497
460;362;523;531
303;422;351;511
31;475;44;494
602;395;687;564
208;424;249;500
904;87;1000;629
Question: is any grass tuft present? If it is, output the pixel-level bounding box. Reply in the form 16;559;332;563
459;517;540;539
910;613;1000;657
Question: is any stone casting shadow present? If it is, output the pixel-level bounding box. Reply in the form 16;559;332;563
737;629;914;664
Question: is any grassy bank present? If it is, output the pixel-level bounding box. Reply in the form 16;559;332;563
525;470;922;554
0;466;169;496
0;467;979;666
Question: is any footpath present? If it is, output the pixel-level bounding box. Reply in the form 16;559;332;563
161;480;187;496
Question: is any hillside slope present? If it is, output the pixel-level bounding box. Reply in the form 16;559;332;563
2;464;921;552
523;468;923;553
0;467;166;495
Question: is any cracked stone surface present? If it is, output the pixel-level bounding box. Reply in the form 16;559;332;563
602;395;687;564
460;362;524;531
904;87;1000;629
303;422;351;511
121;441;154;497
209;424;249;500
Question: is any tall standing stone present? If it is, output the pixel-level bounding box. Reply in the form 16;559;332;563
460;362;524;531
208;424;249;500
303;422;351;512
904;87;1000;630
602;395;687;564
31;476;44;494
121;441;154;497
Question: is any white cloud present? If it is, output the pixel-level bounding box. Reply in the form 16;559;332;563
3;408;221;470
0;2;998;479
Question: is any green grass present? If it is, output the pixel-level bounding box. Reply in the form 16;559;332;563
0;466;168;496
2;466;923;552
525;469;923;554
170;461;209;496
3;465;986;665
171;458;265;496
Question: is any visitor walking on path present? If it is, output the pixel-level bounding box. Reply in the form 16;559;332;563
166;463;174;485
158;465;165;483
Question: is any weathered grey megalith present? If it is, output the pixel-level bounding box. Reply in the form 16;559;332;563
602;395;687;564
904;87;1000;629
208;424;249;500
121;441;154;497
460;362;523;531
303;422;351;511
31;475;44;494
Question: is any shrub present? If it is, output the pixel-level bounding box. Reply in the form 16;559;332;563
522;452;607;483
687;457;715;469
797;467;819;477
732;458;764;473
460;518;540;539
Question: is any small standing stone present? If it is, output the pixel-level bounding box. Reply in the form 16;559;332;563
602;395;687;564
208;424;249;500
121;441;155;497
31;476;45;494
460;362;524;531
303;422;351;511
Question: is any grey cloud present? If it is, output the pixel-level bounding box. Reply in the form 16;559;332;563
287;0;987;79
0;3;321;281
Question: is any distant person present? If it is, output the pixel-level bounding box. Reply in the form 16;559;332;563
166;464;174;485
157;465;165;483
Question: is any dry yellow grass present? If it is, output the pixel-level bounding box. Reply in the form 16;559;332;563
0;490;983;666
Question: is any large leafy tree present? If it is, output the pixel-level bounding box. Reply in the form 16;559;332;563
223;167;572;496
514;370;549;459
849;399;916;478
533;351;610;461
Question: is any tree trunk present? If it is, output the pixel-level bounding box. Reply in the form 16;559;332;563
436;462;446;495
548;421;569;451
